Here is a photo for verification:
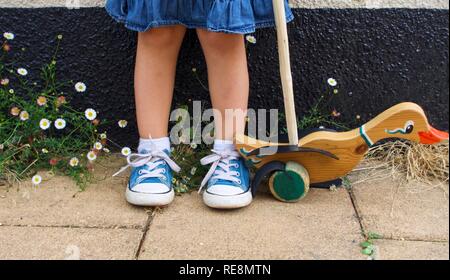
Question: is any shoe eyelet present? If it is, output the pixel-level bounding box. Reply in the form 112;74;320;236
237;179;242;184
236;172;240;176
138;170;143;175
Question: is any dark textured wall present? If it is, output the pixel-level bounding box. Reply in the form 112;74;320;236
0;8;448;148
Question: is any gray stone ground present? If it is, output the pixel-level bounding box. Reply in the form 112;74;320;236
0;158;448;260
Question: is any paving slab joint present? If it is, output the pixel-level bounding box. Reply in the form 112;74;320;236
345;184;368;239
375;236;449;243
134;209;156;260
0;224;143;230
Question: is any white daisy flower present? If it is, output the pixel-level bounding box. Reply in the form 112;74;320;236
31;175;42;186
87;151;97;161
39;118;51;130
69;157;79;167
190;167;197;176
327;78;338;87
103;148;111;153
36;96;47;106
19;111;29;121
121;147;131;156
246;35;257;44
84;108;97;121
9;89;14;94
3;32;15;40
100;133;107;139
54;118;66;130
75;82;87;93
17;68;28;76
1;78;9;86
10;107;20;116
190;143;198;150
118;120;128;128
94;142;103;150
41;148;49;154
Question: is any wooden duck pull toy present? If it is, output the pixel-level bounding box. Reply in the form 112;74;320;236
236;0;450;203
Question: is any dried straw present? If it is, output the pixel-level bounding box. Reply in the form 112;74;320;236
365;140;449;184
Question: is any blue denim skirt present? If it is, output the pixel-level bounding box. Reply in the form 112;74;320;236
106;0;294;34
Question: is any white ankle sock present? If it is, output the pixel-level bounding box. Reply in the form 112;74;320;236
138;137;171;153
213;139;235;151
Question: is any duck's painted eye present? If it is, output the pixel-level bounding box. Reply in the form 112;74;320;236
404;120;415;134
385;120;415;135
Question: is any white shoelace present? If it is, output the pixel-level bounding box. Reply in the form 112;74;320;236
113;145;181;182
199;149;242;193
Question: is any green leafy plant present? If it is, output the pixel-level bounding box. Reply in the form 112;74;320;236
279;79;351;133
168;105;212;193
280;91;349;133
360;231;383;258
0;32;106;189
297;95;349;131
171;143;211;194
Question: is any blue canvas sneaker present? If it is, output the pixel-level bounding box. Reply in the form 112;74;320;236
114;148;180;207
199;149;252;209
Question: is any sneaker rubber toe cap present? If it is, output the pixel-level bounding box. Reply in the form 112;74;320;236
131;183;171;194
206;185;246;196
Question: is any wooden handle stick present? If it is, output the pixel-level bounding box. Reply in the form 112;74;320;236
273;0;299;146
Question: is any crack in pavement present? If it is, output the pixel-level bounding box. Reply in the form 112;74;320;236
0;223;143;230
133;208;156;260
345;185;368;239
345;182;448;244
372;236;448;243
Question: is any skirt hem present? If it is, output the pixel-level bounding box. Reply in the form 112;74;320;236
106;7;295;34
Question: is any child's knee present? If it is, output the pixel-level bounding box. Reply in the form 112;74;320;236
198;30;243;53
139;27;184;49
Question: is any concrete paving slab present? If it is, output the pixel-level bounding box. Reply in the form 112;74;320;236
348;169;449;241
139;188;364;260
0;225;141;260
372;240;449;260
0;157;148;229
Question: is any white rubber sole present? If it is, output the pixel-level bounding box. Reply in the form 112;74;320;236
126;186;175;207
203;191;253;209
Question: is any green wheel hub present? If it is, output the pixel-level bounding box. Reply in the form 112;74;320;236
269;162;310;202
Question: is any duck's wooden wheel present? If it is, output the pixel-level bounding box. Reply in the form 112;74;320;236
268;162;310;202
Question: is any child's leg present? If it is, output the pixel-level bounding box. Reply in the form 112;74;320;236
196;29;249;141
196;30;252;209
120;26;186;207
135;26;186;139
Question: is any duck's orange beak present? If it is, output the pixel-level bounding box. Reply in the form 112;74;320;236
419;125;449;144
